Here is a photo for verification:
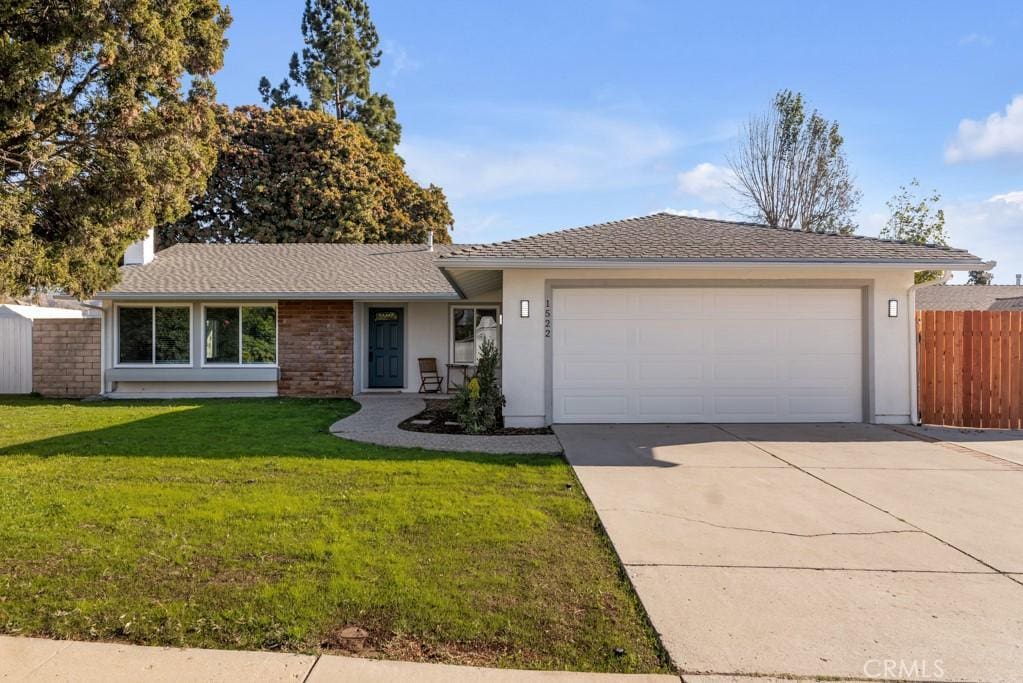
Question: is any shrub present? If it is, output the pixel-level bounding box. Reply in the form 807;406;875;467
451;338;506;434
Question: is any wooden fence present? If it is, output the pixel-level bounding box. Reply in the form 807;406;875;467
917;310;1023;428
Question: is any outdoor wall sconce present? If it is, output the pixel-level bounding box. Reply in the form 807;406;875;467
520;299;530;317
888;299;899;317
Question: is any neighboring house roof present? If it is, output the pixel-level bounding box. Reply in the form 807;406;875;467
0;304;93;319
440;212;988;267
98;243;462;299
916;285;1023;311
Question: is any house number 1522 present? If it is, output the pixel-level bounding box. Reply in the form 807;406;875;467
544;298;551;337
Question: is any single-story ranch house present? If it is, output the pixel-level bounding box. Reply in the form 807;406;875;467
95;213;991;426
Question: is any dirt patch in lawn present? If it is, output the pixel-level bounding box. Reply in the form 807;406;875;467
321;626;540;668
399;399;553;436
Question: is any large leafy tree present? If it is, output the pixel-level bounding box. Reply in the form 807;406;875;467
729;90;861;234
159;106;452;246
258;0;400;152
880;179;949;284
0;0;231;298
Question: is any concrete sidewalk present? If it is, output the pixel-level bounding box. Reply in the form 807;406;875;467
0;635;677;682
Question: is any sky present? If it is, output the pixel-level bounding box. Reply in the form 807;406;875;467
213;0;1023;283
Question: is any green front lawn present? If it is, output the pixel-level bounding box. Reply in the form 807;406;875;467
0;397;668;673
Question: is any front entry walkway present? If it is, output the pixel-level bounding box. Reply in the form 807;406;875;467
556;423;1023;682
330;394;562;454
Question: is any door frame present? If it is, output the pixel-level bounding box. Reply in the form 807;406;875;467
367;306;405;388
543;279;873;425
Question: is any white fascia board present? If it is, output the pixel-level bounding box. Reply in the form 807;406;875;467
437;258;995;271
94;291;462;301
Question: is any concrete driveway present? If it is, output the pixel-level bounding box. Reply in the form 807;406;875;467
555;423;1023;683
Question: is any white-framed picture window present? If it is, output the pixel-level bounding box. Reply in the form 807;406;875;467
203;304;277;365
451;306;500;363
116;305;191;366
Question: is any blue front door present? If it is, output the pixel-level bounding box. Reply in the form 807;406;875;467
368;308;403;388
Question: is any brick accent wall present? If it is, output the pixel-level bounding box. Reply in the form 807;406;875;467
32;318;101;397
278;300;353;397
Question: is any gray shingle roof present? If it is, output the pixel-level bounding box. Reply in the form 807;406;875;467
916;285;1023;311
100;243;461;298
440;213;987;265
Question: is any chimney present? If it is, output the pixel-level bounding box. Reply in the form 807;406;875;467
1016;274;1021;286
426;230;434;252
124;229;155;266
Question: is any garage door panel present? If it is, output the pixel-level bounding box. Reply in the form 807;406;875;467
558;359;629;385
637;359;704;383
782;289;861;318
558;290;630;317
552;287;863;423
713;357;779;383
558;321;630;353
558;393;629;419
637;322;704;352
715;395;781;417
712;322;778;353
787;356;861;384
633;292;704;317
788;394;862;418
784;319;861;351
637;394;706;420
713;292;783;316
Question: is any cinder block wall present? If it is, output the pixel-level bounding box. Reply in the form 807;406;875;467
278;300;353;397
32;318;101;397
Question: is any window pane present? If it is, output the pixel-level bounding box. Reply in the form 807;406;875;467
475;308;499;359
242;307;276;364
205;307;239;363
155;308;190;364
118;308;152;363
453;308;475;363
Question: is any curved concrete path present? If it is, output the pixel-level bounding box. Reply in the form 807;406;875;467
329;395;562;454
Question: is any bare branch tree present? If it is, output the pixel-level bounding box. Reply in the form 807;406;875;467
728;91;861;234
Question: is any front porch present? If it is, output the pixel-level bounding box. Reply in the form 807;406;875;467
351;294;503;395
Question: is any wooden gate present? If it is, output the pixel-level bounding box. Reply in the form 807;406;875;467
917;310;1023;428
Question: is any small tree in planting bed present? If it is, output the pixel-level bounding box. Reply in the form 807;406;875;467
452;338;505;434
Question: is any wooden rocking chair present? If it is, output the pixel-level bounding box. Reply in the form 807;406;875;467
418;357;444;393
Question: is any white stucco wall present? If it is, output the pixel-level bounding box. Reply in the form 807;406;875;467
501;267;917;427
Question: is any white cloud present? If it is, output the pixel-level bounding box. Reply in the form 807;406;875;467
662;207;727;220
989;190;1023;205
381;40;420;78
399;109;680;201
941;191;1023;282
958;32;993;47
675;162;735;202
946;94;1023;163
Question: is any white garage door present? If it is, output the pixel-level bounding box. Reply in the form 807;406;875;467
552;288;863;423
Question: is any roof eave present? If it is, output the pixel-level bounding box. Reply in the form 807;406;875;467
438;257;994;271
94;291;462;301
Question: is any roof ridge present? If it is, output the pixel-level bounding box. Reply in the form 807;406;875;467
652;211;969;254
443;211;971;257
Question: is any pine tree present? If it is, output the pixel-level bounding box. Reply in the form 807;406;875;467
259;0;401;152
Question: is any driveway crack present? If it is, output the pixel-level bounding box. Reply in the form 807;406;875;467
711;424;1022;583
600;507;917;538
